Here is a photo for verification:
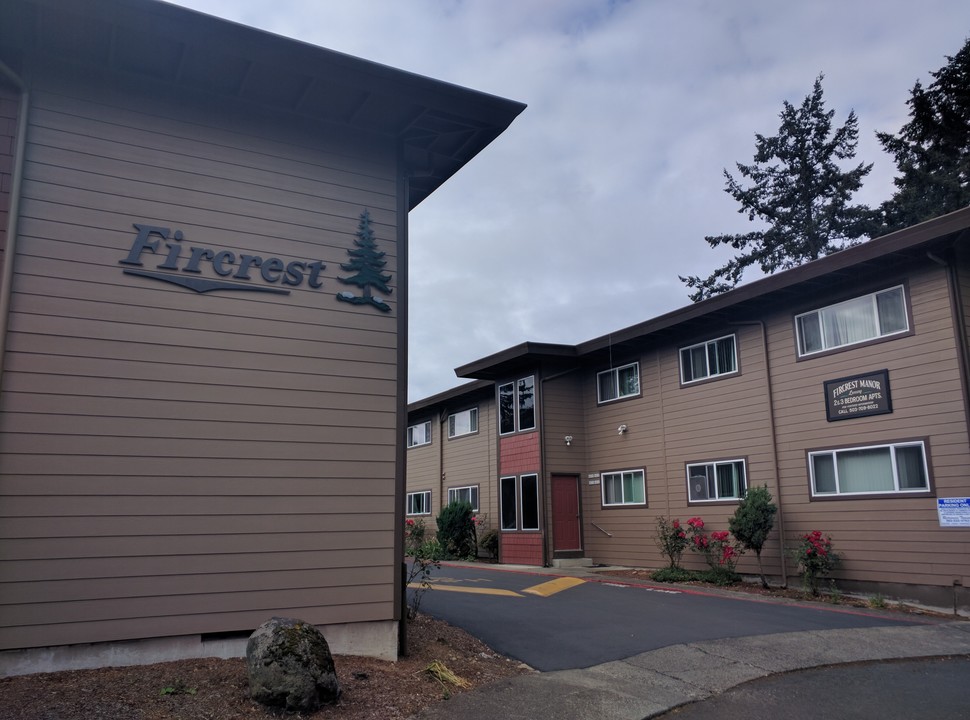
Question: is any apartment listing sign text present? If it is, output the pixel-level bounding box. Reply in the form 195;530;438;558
823;369;892;422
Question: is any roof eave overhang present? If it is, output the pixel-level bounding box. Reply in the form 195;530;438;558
0;0;526;210
455;342;579;380
407;379;494;414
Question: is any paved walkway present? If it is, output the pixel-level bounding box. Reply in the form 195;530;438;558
413;564;970;720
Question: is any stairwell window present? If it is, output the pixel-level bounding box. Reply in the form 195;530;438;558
680;335;738;384
448;407;478;438
501;474;540;530
499;376;536;435
407;421;431;448
597;363;640;403
687;460;746;502
601;469;646;507
809;441;930;497
796;286;909;357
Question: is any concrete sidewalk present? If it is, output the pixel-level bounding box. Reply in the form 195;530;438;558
413;622;970;720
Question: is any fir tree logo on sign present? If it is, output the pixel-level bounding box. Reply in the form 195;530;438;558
336;210;392;312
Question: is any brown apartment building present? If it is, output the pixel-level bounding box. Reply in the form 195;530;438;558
407;208;970;612
0;0;524;675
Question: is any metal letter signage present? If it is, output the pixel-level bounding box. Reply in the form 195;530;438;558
119;224;326;295
823;369;893;422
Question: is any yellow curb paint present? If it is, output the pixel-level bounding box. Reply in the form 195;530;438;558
522;577;586;597
410;583;523;597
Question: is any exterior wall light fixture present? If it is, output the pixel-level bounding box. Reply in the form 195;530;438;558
617;424;628;435
564;435;573;446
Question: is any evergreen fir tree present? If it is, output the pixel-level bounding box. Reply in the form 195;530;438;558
877;38;970;233
681;75;879;302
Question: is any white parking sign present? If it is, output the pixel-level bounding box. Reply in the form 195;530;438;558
937;498;970;527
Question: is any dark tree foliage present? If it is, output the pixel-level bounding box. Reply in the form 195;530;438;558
728;485;777;589
878;38;970;233
681;75;879;302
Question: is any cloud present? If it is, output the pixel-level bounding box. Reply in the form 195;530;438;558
170;0;970;399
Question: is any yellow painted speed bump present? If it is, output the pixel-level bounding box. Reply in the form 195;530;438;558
522;576;586;597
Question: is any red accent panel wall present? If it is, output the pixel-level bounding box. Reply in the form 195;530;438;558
500;533;543;566
499;432;540;475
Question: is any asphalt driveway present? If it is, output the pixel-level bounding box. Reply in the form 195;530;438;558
412;563;936;671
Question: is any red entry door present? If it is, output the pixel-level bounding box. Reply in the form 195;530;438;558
551;475;581;551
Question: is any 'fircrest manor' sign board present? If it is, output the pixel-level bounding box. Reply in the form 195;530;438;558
823;369;893;422
118;211;393;312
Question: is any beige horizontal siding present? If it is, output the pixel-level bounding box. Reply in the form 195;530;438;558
443;397;497;520
2;548;391;584
0;65;402;651
765;264;970;589
406;415;440;516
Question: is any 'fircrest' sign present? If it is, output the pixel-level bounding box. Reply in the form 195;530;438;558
119;224;326;295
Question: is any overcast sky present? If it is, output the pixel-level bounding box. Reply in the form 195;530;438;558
169;0;969;401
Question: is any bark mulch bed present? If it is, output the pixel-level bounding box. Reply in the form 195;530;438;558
0;613;533;720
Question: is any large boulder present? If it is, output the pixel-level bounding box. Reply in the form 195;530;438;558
246;617;341;712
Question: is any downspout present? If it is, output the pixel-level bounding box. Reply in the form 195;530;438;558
396;168;410;655
539;366;580;567
730;320;788;587
656;351;670;517
0;61;29;393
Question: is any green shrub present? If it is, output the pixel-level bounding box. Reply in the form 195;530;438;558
436;501;476;560
651;567;696;583
478;527;499;559
728;485;777;588
695;567;741;586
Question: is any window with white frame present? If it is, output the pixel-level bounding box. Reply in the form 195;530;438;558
499;376;536;435
795;285;908;357
407;490;432;515
597;362;640;403
448;407;478;438
407;421;431;448
687;460;746;502
680;335;738;384
809;441;929;497
601;469;646;506
447;485;479;511
501;474;540;530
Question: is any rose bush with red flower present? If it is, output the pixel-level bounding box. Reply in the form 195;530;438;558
792;530;840;595
655;516;690;569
